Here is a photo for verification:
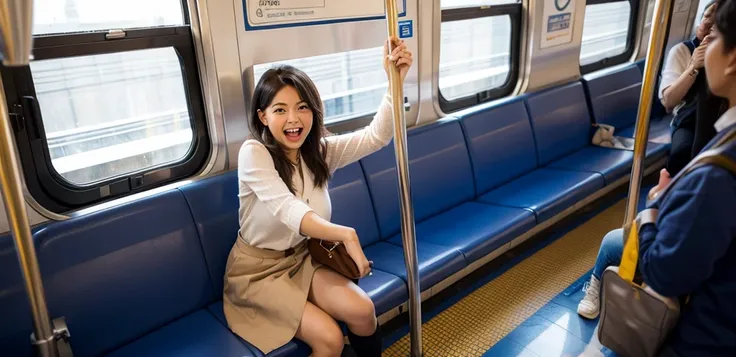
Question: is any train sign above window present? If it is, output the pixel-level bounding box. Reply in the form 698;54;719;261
541;0;576;49
244;0;407;30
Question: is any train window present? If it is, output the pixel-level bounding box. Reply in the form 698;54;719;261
439;16;512;101
438;2;522;113
0;1;209;214
33;0;185;35
440;0;518;9
29;48;193;185
254;47;387;125
580;0;638;74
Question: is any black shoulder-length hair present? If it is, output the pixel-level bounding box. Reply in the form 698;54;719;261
249;65;331;194
716;0;736;51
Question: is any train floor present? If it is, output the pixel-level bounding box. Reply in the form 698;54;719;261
379;179;656;357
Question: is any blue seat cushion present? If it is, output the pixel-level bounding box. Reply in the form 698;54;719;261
387;202;535;264
617;115;672;144
546;146;634;185
476;169;605;223
358;270;409;315
104;310;256;357
616;140;668;164
34;189;213;357
207;302;310;357
364;242;466;292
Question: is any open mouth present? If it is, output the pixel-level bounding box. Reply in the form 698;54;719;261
284;128;303;142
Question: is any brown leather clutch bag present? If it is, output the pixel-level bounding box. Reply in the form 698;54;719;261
307;239;361;280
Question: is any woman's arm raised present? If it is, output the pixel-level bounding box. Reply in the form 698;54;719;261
323;37;413;172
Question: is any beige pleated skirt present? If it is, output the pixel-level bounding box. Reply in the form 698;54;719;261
223;237;321;354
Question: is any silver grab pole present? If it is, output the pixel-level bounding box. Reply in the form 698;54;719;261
0;1;59;356
383;0;422;356
623;0;673;236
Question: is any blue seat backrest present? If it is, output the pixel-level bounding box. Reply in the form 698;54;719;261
328;163;382;248
525;81;592;166
179;170;239;296
457;97;537;196
361;119;475;239
635;59;645;75
583;64;642;130
32;190;213;357
0;233;33;357
635;59;667;119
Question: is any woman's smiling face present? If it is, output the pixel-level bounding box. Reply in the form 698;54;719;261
258;85;314;155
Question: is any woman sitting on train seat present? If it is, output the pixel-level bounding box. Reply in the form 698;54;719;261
222;38;412;357
583;2;736;355
658;0;728;178
578;0;736;322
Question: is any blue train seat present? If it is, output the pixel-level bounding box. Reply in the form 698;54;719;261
523;81;659;186
0;233;34;357
360;119;535;280
179;171;240;297
583;64;670;160
328;162;409;313
361;120;475;289
26;189;252;357
104;310;259;357
207;302;311;357
456;84;604;222
510;81;633;185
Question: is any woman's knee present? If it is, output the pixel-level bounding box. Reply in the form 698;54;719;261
309;321;344;356
297;304;345;357
601;228;623;249
345;294;376;330
321;327;345;356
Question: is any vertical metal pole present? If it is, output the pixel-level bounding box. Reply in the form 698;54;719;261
623;0;673;234
383;1;422;356
0;1;59;356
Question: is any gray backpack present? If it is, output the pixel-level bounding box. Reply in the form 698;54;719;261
597;129;736;357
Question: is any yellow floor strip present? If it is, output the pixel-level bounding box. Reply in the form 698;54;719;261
384;199;627;357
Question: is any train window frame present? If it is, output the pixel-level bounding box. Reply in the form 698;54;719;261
438;3;522;114
0;17;210;214
579;0;641;74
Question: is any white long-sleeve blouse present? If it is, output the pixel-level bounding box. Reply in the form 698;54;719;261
237;93;394;250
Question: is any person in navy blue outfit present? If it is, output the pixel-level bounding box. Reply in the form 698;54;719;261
577;1;735;323
581;1;736;355
640;1;736;355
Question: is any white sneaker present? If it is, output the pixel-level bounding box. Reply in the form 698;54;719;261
577;275;601;319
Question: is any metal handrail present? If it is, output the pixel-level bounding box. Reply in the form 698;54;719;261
623;0;673;235
384;0;422;356
1;0;71;356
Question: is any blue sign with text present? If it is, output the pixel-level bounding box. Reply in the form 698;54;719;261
547;13;571;32
399;20;413;38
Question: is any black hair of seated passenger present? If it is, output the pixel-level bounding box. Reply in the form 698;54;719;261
716;0;736;51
